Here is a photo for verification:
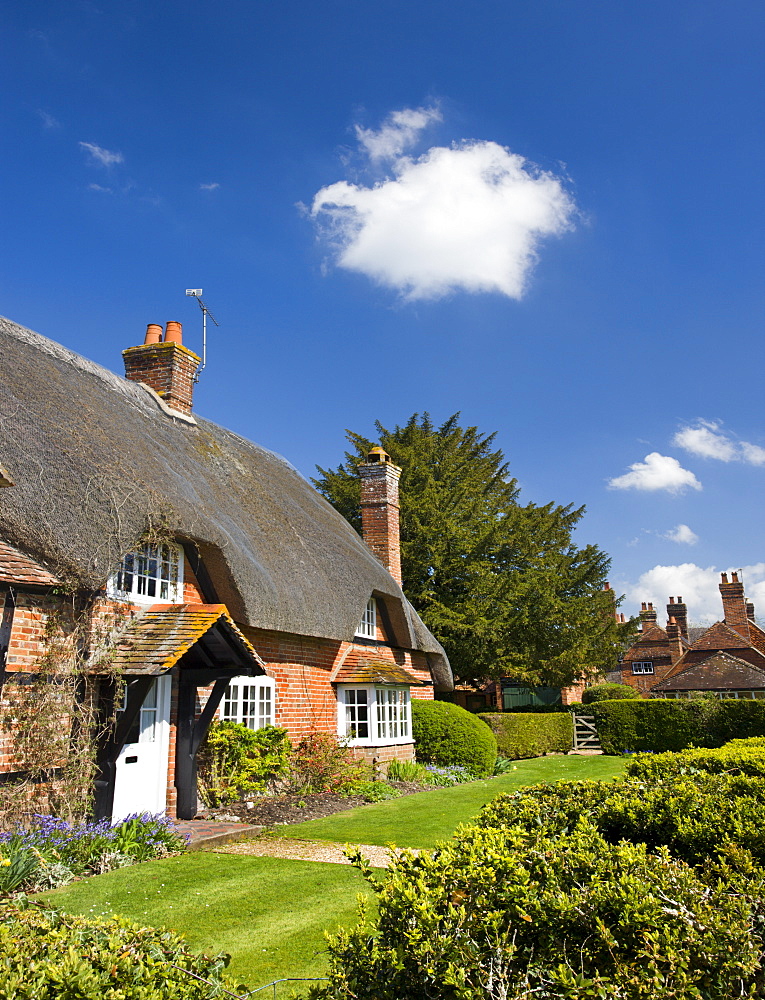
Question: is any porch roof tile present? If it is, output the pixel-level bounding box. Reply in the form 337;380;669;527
94;603;263;676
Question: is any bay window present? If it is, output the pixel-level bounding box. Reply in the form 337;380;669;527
338;685;411;745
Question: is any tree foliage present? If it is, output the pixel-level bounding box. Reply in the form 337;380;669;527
314;413;634;686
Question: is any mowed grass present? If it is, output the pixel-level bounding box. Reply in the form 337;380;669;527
41;853;374;989
284;754;626;848
40;756;624;988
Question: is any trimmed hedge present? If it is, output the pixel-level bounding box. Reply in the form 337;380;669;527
590;697;765;754
308;821;760;999
412;700;497;777
581;682;641;704
479;712;573;759
0;898;244;999
476;771;765;868
626;738;765;781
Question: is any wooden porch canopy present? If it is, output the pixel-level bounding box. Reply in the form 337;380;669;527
94;603;266;821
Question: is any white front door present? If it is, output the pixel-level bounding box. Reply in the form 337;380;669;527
112;676;171;822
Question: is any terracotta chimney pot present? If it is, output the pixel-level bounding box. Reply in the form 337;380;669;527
144;324;163;345
164;321;183;345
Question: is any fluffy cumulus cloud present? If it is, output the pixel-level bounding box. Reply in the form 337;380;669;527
608;453;702;495
623;563;765;624
310;107;576;301
663;524;699;545
673;420;765;466
79;141;123;167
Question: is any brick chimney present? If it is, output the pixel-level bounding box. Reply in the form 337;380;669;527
719;572;750;639
359;446;402;586
666;616;684;664
747;601;756;621
639;602;657;630
666;596;688;639
123;322;200;416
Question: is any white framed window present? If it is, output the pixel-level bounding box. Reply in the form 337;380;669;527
117;679;159;745
221;676;275;729
355;597;377;639
337;685;411;745
632;661;654;675
108;543;183;604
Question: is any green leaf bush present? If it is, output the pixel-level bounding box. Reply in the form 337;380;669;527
476;771;765;868
412;700;497;777
479;712;573;759
581;682;641;703
0;898;246;998
306;821;760;1000
590;697;765;753
197;721;291;805
626;739;765;781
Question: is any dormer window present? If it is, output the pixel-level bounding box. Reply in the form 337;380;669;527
108;542;183;604
355;597;377;639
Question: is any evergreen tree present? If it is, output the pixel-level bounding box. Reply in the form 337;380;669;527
314;413;634;687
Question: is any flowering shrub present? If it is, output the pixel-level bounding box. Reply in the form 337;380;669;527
423;764;474;786
288;732;367;793
0;813;186;895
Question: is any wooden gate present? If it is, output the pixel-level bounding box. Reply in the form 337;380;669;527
573;714;601;751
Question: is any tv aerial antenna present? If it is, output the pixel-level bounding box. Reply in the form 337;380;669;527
185;289;219;382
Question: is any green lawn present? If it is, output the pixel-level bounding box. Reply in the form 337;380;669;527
41;754;624;990
284;754;626;848
42;853;373;989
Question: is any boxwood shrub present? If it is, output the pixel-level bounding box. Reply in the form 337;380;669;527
581;682;641;704
479;712;573;759
307;821;760;1000
0;898;245;999
590;697;765;754
412;700;496;777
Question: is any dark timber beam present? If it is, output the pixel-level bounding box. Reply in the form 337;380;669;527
175;674;233;819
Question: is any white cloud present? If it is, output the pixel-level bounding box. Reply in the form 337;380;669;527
741;441;765;466
38;110;61;130
79;141;123;167
310;109;576;301
663;524;698;545
199;182;220;191
354;106;442;162
674;420;765;466
608;453;702;495
88;184;113;193
622;562;765;624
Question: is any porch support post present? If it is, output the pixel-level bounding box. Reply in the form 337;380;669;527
174;673;237;820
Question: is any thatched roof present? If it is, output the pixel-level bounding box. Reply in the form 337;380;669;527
0;316;451;690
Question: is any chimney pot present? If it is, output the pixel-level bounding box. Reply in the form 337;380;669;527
669;597;675;604
732;571;739;583
721;572;729;584
641;602;647;611
164;321;183;345
144;324;163;345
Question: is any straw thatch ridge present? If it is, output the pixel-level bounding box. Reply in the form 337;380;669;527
0;316;451;690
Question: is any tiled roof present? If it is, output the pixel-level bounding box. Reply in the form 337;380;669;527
653;651;765;691
333;659;425;686
0;541;59;586
95;603;263;676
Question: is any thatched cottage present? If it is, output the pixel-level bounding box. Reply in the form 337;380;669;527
0;316;452;821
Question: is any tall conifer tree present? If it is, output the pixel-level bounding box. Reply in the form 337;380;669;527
314;413;634;686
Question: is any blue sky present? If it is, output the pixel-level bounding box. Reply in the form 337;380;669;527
2;0;763;623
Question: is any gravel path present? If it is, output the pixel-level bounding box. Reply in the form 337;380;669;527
212;835;418;868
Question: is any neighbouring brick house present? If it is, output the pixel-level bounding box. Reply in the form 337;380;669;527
0;315;452;822
620;574;765;698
